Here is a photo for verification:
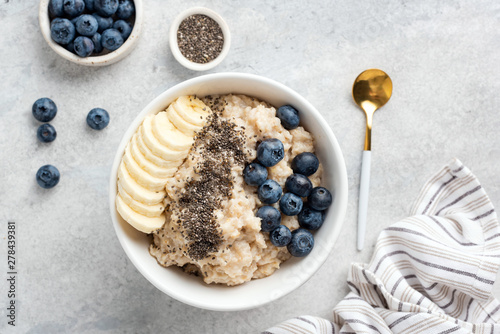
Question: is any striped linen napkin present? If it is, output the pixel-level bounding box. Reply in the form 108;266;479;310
264;158;500;334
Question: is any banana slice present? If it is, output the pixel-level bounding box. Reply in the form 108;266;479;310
122;147;169;192
136;132;184;168
166;104;202;136
116;95;214;234
141;115;189;161
130;134;178;178
116;195;165;233
118;183;164;218
172;95;211;126
117;162;165;205
152;112;194;151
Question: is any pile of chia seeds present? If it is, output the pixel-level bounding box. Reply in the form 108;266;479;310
177;14;224;64
169;97;246;260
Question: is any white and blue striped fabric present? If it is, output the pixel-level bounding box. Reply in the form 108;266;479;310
265;159;500;334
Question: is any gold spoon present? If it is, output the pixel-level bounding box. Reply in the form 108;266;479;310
352;69;393;251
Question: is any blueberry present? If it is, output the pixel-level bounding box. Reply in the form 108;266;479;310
32;98;57;122
75;14;98;37
63;0;85;18
291;152;319;176
48;0;64;17
94;0;119;17
257;138;284;167
36;165;60;189
65;41;75;53
86;108;110;130
91;33;103;54
70;15;80;26
37;124;57;143
277;105;300;130
73;36;94;57
243;162;267;186
50;18;76;45
285;173;312;197
113;19;132;39
270;225;292;247
287;229;314;257
298;204;324;230
279;192;303;216
308;187;332;211
257;179;282;204
101;28;124;51
256;206;281;232
92;14;113;33
116;0;135;19
84;0;95;11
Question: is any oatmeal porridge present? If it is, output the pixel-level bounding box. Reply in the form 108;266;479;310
147;94;322;286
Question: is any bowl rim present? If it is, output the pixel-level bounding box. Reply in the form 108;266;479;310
109;72;348;311
168;7;231;71
38;0;143;67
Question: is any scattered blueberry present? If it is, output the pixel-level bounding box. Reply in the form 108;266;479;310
74;36;94;57
285;173;312;197
75;14;99;37
298;204;325;230
256;206;281;232
270;225;292;247
92;13;114;33
86;108;110;130
32;98;57;122
113;19;132;39
50;18;76;45
287;229;314;257
94;0;119;17
37;124;57;143
308;187;332;211
257;179;282;204
291;152;319;176
36;165;60;189
257;138;284;167
91;33;103;53
84;0;95;11
279;192;303;216
277;105;300;130
63;0;85;18
243;162;267;186
48;0;64;17
116;0;135;19
101;28;124;51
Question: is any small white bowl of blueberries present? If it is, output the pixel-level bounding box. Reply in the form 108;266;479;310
39;0;142;66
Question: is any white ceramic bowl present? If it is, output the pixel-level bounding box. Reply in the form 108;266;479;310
109;73;348;311
39;0;143;66
169;7;231;71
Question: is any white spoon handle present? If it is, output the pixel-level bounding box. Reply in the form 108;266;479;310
357;150;371;251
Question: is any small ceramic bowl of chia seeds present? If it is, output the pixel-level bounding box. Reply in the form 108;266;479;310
169;7;231;71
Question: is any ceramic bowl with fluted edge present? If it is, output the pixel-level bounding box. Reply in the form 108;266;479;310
39;0;143;66
169;7;231;71
109;73;348;311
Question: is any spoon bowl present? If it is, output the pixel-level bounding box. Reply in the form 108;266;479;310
352;69;392;251
353;69;393;150
353;70;393;110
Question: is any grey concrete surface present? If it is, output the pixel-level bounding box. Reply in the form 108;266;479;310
0;0;499;333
